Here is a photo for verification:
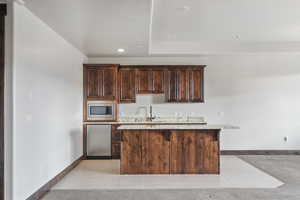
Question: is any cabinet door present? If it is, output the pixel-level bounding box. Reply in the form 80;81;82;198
165;71;178;102
177;70;189;102
112;143;120;158
120;131;145;174
152;71;164;93
166;70;189;102
86;68;100;98
119;69;136;103
136;70;153;94
111;125;121;159
102;68;117;100
170;131;219;174
85;66;117;100
136;70;165;94
143;131;170;174
121;131;170;174
170;131;202;174
189;69;204;102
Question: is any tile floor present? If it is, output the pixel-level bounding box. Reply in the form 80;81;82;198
53;156;283;190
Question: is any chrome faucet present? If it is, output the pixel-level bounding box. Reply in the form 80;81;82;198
136;105;156;122
147;105;156;122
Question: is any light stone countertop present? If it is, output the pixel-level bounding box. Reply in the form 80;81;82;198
83;121;207;125
117;124;239;130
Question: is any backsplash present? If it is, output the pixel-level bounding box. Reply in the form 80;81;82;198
118;94;229;124
118;94;217;123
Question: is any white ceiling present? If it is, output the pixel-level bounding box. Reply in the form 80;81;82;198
24;0;151;57
151;0;300;54
23;0;300;56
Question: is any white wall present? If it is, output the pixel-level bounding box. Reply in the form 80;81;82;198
88;54;300;150
4;1;13;200
13;3;86;200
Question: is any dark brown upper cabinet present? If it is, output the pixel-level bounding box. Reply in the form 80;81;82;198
136;70;153;94
165;66;205;103
86;67;99;98
84;65;205;104
189;69;204;102
102;68;117;99
136;69;165;94
119;68;136;103
152;70;165;93
84;64;118;100
165;70;189;102
176;70;189;102
165;70;178;102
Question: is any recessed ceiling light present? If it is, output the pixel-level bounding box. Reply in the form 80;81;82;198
117;48;125;53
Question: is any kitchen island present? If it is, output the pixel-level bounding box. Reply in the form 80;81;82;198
118;125;237;175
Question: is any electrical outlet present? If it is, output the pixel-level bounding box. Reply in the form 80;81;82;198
284;136;288;142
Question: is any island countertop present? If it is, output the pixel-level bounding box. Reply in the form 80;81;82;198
83;121;207;125
117;124;239;130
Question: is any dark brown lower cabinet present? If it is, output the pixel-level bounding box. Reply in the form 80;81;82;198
143;131;170;174
120;130;220;174
120;131;170;174
111;125;121;159
120;131;144;174
170;130;219;174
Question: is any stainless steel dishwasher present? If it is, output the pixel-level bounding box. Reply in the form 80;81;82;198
87;125;111;157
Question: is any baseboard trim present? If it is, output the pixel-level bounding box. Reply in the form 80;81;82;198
221;150;300;155
26;155;83;200
86;156;112;160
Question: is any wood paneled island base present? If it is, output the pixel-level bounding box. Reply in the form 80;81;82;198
120;129;220;174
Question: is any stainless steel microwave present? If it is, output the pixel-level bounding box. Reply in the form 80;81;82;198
87;101;116;121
